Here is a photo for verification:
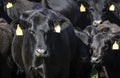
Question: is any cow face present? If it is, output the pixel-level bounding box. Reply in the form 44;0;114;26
20;10;50;56
90;21;120;63
20;9;68;57
101;0;120;25
77;0;120;26
90;32;110;63
88;0;106;26
75;0;91;29
76;0;106;26
91;32;120;63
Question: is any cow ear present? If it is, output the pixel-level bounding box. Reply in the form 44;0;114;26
20;12;30;21
50;20;61;33
10;20;24;35
19;12;32;29
52;18;66;33
6;2;13;8
53;17;71;33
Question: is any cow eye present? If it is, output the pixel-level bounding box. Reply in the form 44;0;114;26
100;27;110;33
80;4;86;12
89;8;94;12
28;29;35;34
6;2;13;8
109;4;115;11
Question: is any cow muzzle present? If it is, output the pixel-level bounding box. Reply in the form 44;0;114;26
93;20;102;26
91;56;102;64
34;48;48;57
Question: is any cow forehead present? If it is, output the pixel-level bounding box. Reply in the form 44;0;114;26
37;23;50;33
89;0;106;9
21;10;47;22
26;12;51;32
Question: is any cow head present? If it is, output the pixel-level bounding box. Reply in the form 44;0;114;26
91;32;120;64
77;0;120;27
90;21;120;63
86;0;115;26
101;0;120;26
20;8;70;57
88;0;106;26
76;0;106;26
90;32;110;63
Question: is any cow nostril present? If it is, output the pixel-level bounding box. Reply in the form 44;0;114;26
34;48;46;56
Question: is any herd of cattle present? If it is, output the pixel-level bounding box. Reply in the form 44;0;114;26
0;0;120;78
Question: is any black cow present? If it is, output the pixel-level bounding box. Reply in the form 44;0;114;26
3;0;42;20
0;18;25;78
91;21;120;78
11;8;90;78
0;18;15;78
76;0;120;53
3;0;42;69
10;21;27;78
74;28;92;78
3;0;42;76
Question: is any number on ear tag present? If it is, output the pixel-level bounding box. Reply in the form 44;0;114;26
54;24;61;33
16;24;23;36
112;41;119;50
109;4;115;11
6;2;13;8
80;4;86;12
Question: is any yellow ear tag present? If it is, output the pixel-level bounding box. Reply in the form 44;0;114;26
80;4;86;12
109;4;115;11
54;24;61;33
6;2;13;8
16;24;23;36
112;41;119;50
